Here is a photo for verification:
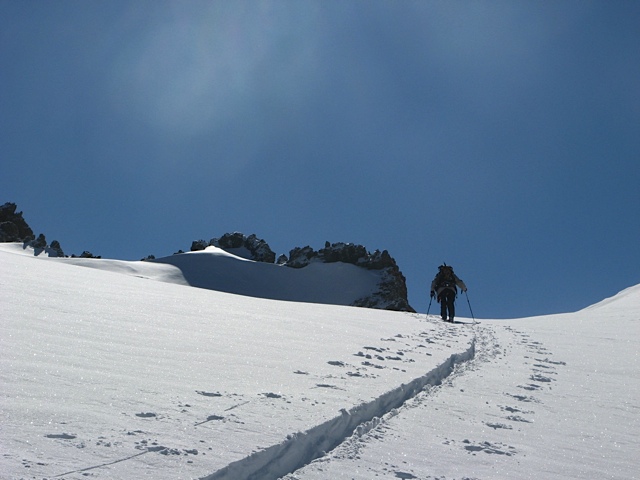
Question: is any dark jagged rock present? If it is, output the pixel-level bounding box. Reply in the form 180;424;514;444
365;249;396;270
191;240;208;252
32;233;47;249
203;232;276;263
214;232;244;249
75;251;101;259
0;202;34;242
318;241;368;265
286;246;317;268
0;220;19;241
50;240;65;258
284;241;414;312
352;267;414;312
1;202;70;257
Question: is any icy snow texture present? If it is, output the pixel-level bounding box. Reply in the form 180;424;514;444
1;243;638;480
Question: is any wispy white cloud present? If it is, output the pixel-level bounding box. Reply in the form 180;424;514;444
106;3;322;136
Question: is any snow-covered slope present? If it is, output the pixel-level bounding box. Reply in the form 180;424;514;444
1;243;638;480
15;242;383;308
149;246;382;306
289;287;640;480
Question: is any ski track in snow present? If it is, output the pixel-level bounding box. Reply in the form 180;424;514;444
6;309;483;480
4;308;475;480
282;320;570;480
200;315;477;480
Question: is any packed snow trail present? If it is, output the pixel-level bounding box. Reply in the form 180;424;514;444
283;302;640;480
201;336;476;480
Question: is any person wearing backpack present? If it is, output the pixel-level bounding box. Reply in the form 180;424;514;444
430;264;467;322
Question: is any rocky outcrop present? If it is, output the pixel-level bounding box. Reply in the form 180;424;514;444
0;202;34;242
71;251;101;259
2;206;412;311
352;268;414;312
190;232;276;263
50;240;65;258
0;203;68;257
32;233;47;249
191;239;209;251
284;245;317;268
188;234;413;312
284;241;414;312
213;233;276;263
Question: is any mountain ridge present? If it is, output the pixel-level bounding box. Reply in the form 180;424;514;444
0;202;413;311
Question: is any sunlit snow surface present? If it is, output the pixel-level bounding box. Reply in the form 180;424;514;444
1;243;638;480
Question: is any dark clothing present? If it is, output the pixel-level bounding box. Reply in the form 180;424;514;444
430;272;467;298
439;289;456;322
430;267;467;323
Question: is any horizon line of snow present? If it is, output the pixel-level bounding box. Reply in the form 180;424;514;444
200;341;477;480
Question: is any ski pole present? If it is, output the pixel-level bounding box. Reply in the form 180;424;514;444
464;291;477;323
427;295;433;316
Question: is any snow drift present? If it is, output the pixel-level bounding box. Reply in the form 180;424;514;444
3;240;409;310
150;246;383;307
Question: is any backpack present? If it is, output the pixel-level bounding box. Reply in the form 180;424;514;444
436;265;456;289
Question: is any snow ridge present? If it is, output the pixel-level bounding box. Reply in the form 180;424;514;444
201;341;476;480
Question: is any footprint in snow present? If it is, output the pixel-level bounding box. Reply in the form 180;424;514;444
505;393;541;403
363;346;385;353
194;414;224;426
518;383;541;391
533;363;555;370
196;390;222;397
45;433;77;440
362;361;385;369
314;383;344;390
22;459;48;468
262;392;283;399
462;439;517;456
395;472;418;479
135;412;157;418
354;351;378;360
530;373;553;383
347;370;377;378
536;357;567;366
499;405;532;414
485;422;513;430
507;415;533;423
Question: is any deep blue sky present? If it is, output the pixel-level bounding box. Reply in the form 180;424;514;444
2;1;639;318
